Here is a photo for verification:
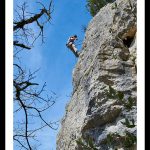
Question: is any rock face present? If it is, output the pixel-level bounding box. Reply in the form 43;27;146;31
57;0;137;149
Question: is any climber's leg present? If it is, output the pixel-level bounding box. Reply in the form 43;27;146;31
71;44;79;57
72;44;78;53
68;44;79;57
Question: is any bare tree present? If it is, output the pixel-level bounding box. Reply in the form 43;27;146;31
13;1;53;53
13;1;58;149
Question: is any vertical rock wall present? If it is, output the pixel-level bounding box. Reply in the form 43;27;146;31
57;0;137;149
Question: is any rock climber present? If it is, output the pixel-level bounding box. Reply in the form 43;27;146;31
66;35;80;57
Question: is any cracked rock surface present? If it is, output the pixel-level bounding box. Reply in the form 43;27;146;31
57;0;137;149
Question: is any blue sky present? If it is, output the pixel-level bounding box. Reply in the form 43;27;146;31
14;0;92;149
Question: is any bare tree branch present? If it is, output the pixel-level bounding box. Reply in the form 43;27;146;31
14;0;52;31
14;41;31;50
13;1;58;149
14;137;29;150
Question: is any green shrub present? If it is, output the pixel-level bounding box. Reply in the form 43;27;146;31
86;0;114;16
121;118;136;128
106;131;136;149
106;86;136;111
106;85;124;101
124;131;136;148
76;137;98;150
124;96;135;111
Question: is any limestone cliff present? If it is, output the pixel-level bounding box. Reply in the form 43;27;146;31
57;0;137;149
